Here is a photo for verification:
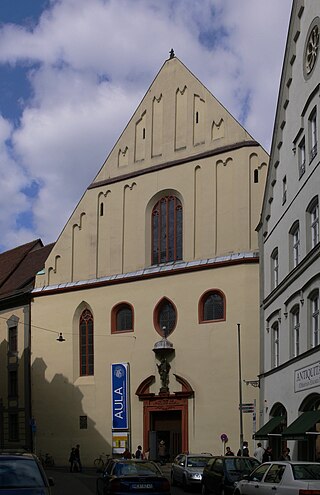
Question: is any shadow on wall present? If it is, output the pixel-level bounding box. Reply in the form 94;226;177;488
31;357;111;467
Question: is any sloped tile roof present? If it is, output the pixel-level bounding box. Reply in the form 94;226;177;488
0;240;54;298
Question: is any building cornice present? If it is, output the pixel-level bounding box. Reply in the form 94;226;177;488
32;251;259;297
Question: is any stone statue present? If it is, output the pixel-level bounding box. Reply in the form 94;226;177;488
157;357;171;392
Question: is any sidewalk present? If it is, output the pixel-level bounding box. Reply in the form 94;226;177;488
45;467;97;495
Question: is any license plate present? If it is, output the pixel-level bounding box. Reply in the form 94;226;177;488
131;483;153;489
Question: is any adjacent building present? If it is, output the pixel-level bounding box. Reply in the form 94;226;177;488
30;55;268;465
257;0;320;461
0;240;53;450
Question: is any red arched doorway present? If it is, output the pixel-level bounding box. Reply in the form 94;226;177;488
136;374;194;461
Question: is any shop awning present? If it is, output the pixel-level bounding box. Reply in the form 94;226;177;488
282;411;320;440
254;416;284;440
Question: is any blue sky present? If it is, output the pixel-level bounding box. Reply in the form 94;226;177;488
0;0;292;252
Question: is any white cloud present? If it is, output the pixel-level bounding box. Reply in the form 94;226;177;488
0;0;292;251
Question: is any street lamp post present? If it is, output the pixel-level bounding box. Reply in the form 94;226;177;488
237;323;244;456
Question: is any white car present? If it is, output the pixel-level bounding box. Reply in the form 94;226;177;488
234;461;320;495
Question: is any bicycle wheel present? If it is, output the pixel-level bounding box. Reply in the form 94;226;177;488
94;457;104;469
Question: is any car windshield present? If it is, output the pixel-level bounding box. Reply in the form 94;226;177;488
225;458;260;482
0;459;45;488
187;457;211;467
292;464;320;480
114;462;161;476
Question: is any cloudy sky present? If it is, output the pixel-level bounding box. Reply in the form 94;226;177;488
0;0;292;253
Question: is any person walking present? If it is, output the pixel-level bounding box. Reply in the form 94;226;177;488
74;444;82;472
262;446;273;462
237;441;249;457
135;445;143;459
225;446;234;456
158;440;166;465
68;447;76;472
253;443;265;463
280;447;291;460
123;448;132;459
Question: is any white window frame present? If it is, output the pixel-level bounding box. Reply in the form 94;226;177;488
309;108;317;162
272;323;279;368
311;202;319;248
311;293;319;347
292;308;300;357
282;176;287;205
298;138;306;177
271;249;279;289
291;224;300;268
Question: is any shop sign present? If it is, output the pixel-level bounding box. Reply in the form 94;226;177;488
294;361;320;392
111;363;129;429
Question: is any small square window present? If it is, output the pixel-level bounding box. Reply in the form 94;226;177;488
79;416;87;429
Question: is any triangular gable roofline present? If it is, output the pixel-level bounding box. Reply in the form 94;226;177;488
258;0;297;231
91;54;260;185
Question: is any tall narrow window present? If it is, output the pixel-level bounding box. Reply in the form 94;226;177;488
291;307;300;357
290;222;300;268
152;196;182;264
8;413;19;441
311;201;319;248
309;109;317;162
8;326;18;353
79;309;94;376
282;176;287;204
311;292;319;347
271;248;279;290
272;322;279;368
8;370;18;397
298;138;306;177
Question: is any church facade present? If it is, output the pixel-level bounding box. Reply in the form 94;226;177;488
31;56;268;465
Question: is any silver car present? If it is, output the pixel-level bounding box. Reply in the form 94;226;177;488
171;453;212;490
234;461;320;494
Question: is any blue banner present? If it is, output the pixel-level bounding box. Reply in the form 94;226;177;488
111;363;129;430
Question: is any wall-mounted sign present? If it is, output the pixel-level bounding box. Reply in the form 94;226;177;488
111;363;129;429
295;361;320;392
112;431;130;455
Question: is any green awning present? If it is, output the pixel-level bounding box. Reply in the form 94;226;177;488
282;411;320;440
254;416;285;440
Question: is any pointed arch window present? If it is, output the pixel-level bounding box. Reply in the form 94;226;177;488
154;298;177;337
152;196;182;264
199;290;225;323
79;309;94;376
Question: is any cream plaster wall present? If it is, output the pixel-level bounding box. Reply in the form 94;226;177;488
31;263;260;465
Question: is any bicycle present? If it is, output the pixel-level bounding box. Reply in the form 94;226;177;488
94;452;110;470
39;452;55;467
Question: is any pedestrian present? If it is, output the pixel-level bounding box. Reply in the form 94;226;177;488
237;441;249;457
253;442;265;463
135;445;143;459
262;446;272;462
74;444;82;472
123;448;132;459
225;446;234;456
280;447;290;460
158;440;166;465
68;447;76;472
144;448;150;460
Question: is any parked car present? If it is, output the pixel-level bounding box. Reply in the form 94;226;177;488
0;451;54;494
234;460;320;494
171;453;213;490
96;458;171;495
201;456;260;495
